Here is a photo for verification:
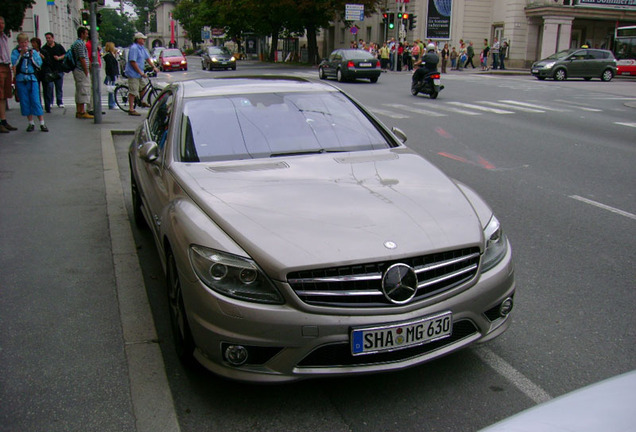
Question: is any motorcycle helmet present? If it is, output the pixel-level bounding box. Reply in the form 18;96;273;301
426;43;436;52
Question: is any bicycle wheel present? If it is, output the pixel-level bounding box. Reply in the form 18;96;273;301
146;87;160;106
114;85;133;112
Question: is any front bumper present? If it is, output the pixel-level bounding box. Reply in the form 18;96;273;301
182;243;515;382
530;67;554;78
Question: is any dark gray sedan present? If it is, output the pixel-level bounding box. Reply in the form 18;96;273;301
129;77;515;382
319;49;382;83
201;46;236;71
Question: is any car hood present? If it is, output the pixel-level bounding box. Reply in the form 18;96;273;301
172;148;486;276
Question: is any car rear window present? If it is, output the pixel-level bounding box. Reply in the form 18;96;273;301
180;91;389;162
346;50;376;60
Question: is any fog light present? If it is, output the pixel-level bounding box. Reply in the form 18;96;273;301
499;297;514;317
225;345;248;366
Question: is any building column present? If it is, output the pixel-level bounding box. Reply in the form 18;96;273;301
540;16;574;59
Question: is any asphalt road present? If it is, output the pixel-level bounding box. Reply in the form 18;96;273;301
115;61;636;432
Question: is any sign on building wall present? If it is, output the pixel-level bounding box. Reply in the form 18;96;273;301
426;0;452;40
577;0;636;7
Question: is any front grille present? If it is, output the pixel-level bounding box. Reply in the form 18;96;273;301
297;320;478;367
287;247;480;307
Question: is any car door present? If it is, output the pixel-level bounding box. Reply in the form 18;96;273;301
327;50;342;76
136;91;176;242
566;49;589;78
587;50;606;77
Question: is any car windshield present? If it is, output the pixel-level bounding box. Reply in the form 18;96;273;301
163;49;182;57
545;49;576;60
208;47;231;55
345;50;376;60
180;91;389;162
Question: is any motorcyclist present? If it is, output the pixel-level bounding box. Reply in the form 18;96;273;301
412;43;439;84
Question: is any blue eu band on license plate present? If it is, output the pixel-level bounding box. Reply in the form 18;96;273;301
351;312;452;356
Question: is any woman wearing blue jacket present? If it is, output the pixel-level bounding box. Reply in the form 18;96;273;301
11;33;48;132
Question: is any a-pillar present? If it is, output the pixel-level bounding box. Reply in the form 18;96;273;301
540;16;574;59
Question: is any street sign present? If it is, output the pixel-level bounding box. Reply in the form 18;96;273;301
345;4;364;21
201;30;211;40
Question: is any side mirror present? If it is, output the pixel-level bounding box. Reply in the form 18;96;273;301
392;127;408;143
139;141;159;162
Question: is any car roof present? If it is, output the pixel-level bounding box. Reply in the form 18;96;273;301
176;77;339;98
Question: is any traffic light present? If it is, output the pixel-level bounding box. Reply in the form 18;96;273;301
81;10;89;26
397;12;402;20
96;12;102;31
382;11;388;25
403;13;409;25
409;14;417;31
388;13;395;30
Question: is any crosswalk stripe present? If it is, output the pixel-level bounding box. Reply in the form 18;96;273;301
553;99;602;112
499;100;569;112
481;101;544;113
419;102;481;115
445;101;514;114
614;122;636;128
368;107;411;119
384;103;446;117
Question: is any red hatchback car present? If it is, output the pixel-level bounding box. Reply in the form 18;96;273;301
158;48;188;72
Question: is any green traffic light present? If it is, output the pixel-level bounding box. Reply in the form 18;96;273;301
389;23;394;29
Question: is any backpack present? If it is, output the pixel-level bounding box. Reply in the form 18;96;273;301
61;43;78;73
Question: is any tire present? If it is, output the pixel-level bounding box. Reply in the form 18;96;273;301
554;69;567;81
232;65;236;71
114;85;132;112
411;83;419;96
166;249;196;366
430;90;439;99
337;69;345;82
130;169;146;229
601;69;614;82
318;67;326;80
369;76;378;83
207;62;212;71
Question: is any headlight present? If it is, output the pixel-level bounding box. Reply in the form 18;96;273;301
181;60;187;64
230;56;236;61
542;62;556;69
211;56;218;62
481;216;508;272
189;245;284;304
163;61;170;66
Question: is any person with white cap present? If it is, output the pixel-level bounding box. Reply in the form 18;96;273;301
124;32;158;116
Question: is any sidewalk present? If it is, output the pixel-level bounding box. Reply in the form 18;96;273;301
0;92;178;431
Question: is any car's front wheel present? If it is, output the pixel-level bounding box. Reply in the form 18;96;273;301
601;69;614;82
319;67;326;80
554;69;567;81
166;249;196;366
337;69;345;82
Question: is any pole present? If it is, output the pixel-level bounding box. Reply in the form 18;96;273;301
89;0;102;124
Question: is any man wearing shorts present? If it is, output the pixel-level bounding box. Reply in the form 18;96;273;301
124;32;157;116
0;16;17;133
71;26;93;119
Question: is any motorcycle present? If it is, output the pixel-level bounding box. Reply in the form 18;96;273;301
411;70;444;99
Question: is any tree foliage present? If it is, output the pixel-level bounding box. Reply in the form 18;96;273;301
124;0;158;33
172;0;383;64
1;0;35;32
98;8;136;48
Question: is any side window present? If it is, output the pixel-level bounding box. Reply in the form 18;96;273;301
147;92;174;152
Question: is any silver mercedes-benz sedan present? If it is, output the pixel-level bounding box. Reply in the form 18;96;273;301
129;77;515;382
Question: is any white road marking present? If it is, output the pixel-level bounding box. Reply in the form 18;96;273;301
499;100;569;112
482;101;545;113
368;107;411;119
570;195;636;220
614;122;636;128
420;102;482;116
553;99;602;112
445;101;514;114
384;103;446;117
474;346;552;404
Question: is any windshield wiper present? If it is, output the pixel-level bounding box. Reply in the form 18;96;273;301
270;149;344;158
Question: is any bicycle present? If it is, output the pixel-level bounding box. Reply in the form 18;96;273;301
114;77;160;113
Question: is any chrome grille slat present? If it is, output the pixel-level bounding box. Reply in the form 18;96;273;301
287;247;481;307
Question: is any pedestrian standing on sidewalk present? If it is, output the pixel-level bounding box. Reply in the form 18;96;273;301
466;41;476;68
499;40;508;70
491;37;500;70
379;43;390;70
481;39;490;70
450;46;458;69
71;26;93;119
0;16;18;134
29;37;45;110
40;32;66;110
440;43;449;73
103;42;118;110
11;33;48;132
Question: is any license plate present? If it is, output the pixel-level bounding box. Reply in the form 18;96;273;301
359;62;372;67
532;69;539;74
434;79;441;85
351;312;452;355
